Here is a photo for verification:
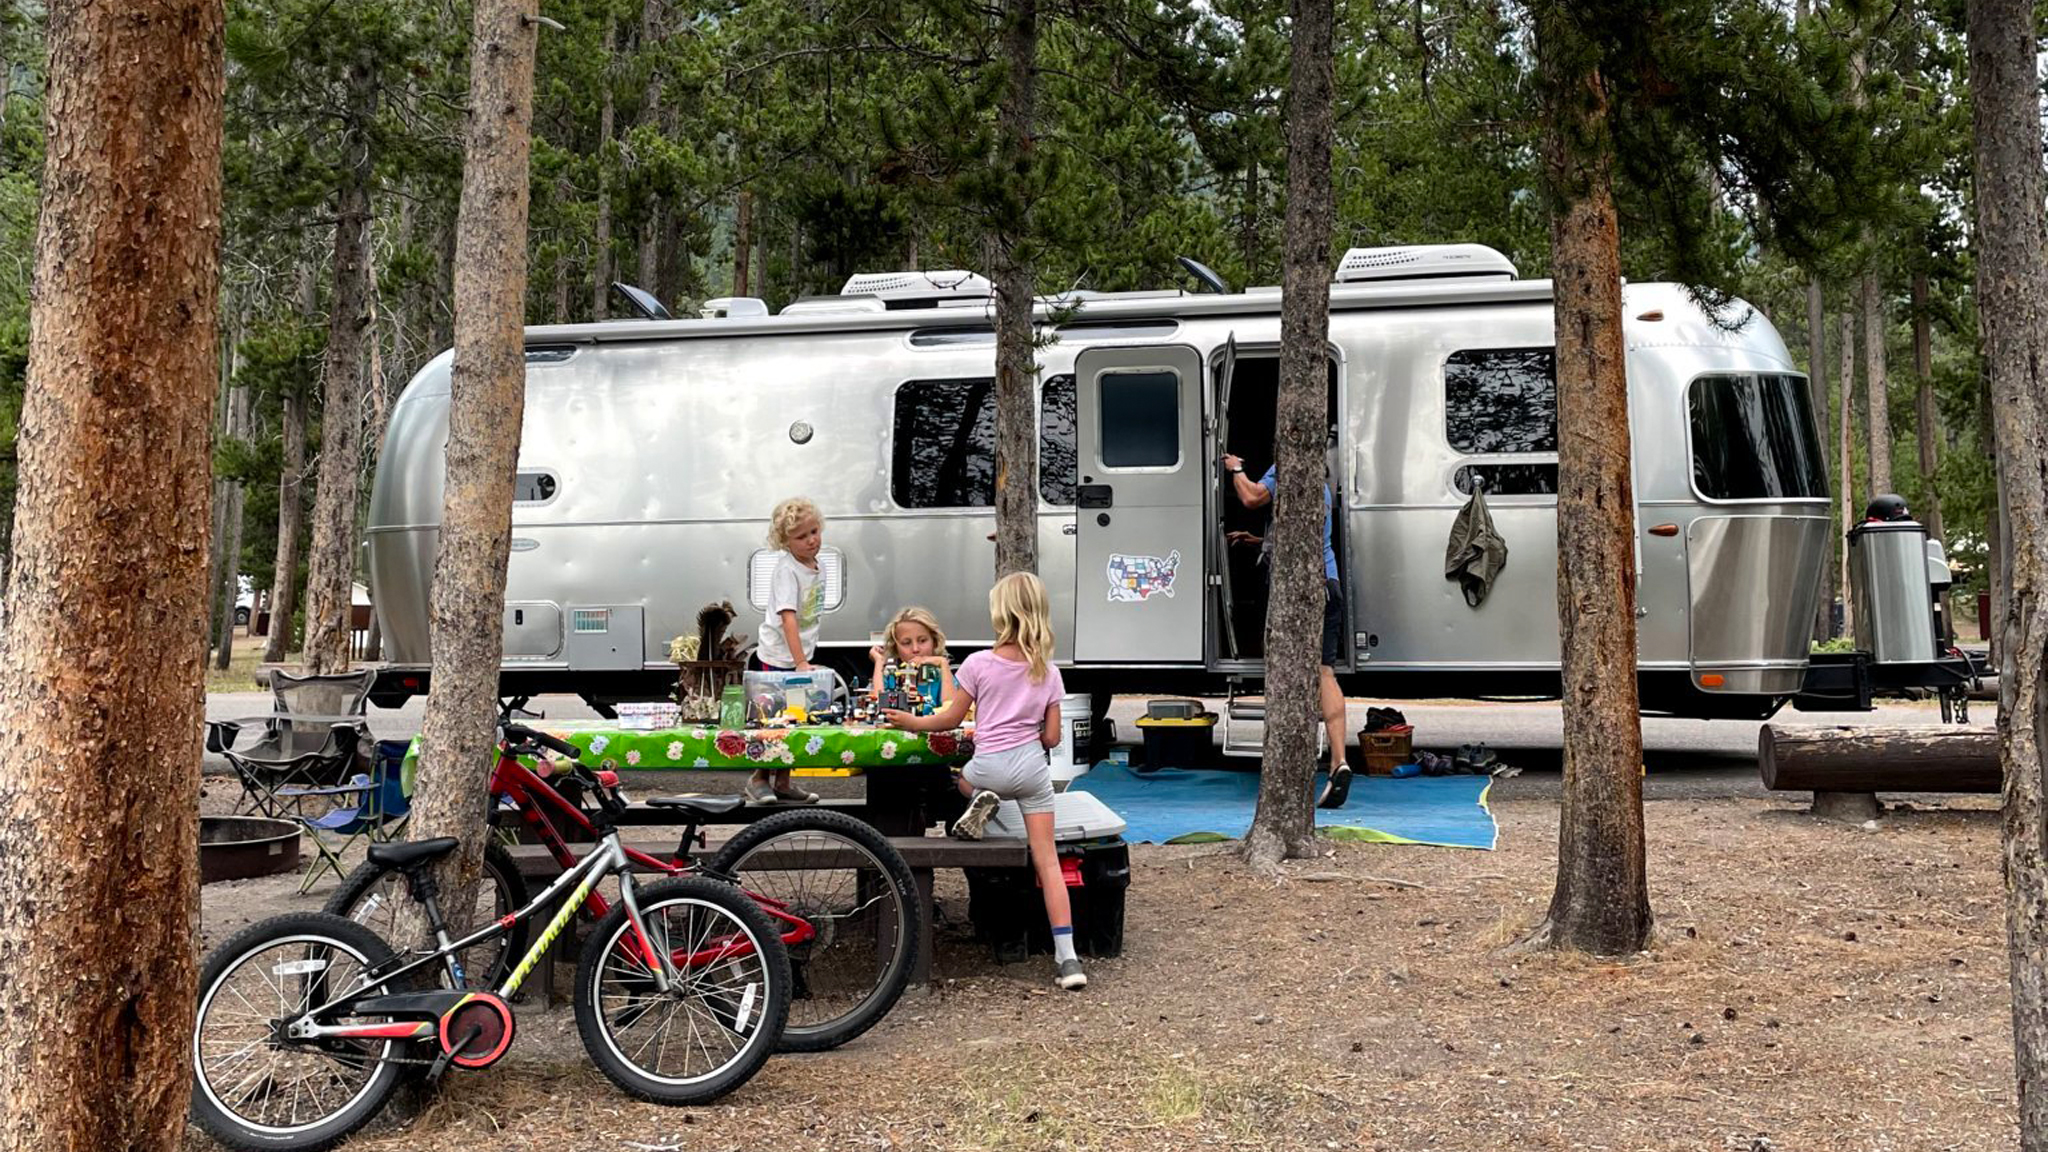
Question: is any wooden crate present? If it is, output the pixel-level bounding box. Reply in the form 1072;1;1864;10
1360;729;1413;776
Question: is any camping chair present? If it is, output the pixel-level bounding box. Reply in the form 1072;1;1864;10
206;669;377;818
279;740;412;892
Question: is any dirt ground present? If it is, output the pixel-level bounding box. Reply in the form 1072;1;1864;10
190;783;2018;1152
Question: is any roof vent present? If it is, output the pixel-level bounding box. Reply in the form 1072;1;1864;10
839;270;993;309
1332;243;1517;285
700;296;770;319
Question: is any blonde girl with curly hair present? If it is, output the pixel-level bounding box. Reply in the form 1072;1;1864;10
748;496;825;804
884;572;1085;990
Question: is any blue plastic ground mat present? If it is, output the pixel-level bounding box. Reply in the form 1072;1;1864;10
1072;764;1498;849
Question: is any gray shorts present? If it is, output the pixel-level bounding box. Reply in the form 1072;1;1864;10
962;741;1056;815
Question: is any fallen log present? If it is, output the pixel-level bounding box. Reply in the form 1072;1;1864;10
1758;724;2000;793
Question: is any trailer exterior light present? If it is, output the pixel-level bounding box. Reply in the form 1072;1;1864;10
1700;674;1726;687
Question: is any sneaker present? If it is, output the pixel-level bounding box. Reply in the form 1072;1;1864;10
742;778;776;804
771;786;819;804
1054;958;1088;990
949;790;1000;840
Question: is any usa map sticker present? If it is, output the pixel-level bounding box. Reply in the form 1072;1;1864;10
1106;550;1181;602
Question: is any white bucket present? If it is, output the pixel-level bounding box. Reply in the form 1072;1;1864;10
1049;693;1093;785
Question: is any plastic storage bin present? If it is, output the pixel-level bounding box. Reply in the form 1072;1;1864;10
1048;692;1094;785
964;790;1131;961
1135;712;1216;771
742;668;843;723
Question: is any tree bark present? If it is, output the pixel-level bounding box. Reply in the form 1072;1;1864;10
637;0;663;295
1862;269;1892;495
210;379;250;670
1839;310;1857;636
1808;278;1832;640
408;0;541;944
301;49;379;674
1242;0;1334;871
989;0;1039;578
733;187;753;297
1522;1;1651;955
552;173;572;323
1759;723;2000;792
590;11;615;322
1968;0;2048;1144
1912;269;1943;541
262;269;316;663
0;1;222;1146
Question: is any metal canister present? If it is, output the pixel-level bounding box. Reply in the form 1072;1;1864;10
1848;518;1938;664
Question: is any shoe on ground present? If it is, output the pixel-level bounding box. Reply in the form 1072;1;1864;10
771;786;820;804
949;789;1000;840
742;780;777;804
1054;958;1088;990
1316;763;1353;809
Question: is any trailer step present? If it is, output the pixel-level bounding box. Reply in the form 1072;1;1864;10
1221;702;1326;758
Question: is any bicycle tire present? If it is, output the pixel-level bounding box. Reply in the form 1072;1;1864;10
706;807;920;1052
573;876;790;1105
189;912;410;1152
323;839;530;990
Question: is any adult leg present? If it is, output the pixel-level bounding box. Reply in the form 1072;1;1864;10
1319;665;1348;772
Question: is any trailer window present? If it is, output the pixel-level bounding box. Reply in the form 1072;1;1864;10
892;379;996;507
1688;373;1827;500
1040;374;1077;504
1454;462;1557;496
1445;348;1557;454
1098;370;1180;468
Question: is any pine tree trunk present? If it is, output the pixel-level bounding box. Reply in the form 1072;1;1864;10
638;0;662;294
1968;1;2048;1144
1839;310;1856;637
301;50;379;674
1984;366;2002;659
1808;278;1832;640
262;271;316;663
733;187;753;297
1522;1;1651;954
0;1;222;1146
552;174;572;323
590;12;615;321
989;0;1039;578
1242;0;1334;872
408;0;541;941
1912;269;1943;541
1862;270;1892;495
211;381;250;670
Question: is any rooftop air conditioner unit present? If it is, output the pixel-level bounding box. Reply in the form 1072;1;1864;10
839;270;994;305
1332;243;1517;285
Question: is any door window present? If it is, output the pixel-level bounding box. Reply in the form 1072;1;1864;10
1097;370;1180;469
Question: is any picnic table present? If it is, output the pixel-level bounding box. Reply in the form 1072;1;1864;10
401;721;978;834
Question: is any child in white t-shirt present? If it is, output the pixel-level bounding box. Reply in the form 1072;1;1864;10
748;496;824;804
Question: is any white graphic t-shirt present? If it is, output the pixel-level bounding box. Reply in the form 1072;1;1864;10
756;551;822;667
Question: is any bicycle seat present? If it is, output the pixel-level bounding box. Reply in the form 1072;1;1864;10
366;837;461;872
645;794;746;820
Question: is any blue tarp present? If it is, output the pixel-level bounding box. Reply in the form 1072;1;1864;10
1074;764;1497;849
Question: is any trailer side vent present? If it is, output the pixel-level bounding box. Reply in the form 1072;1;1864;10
1333;243;1517;285
572;608;611;633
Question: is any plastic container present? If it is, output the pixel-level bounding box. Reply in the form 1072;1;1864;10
1048;692;1094;785
742;668;843;723
1135;713;1216;771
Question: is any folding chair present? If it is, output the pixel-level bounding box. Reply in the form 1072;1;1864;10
281;740;412;892
206;669;376;818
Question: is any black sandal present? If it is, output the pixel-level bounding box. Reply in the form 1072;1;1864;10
1316;763;1353;809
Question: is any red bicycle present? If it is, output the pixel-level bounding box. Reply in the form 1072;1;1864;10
327;703;919;1053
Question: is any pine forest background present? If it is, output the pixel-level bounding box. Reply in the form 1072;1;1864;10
0;0;2011;635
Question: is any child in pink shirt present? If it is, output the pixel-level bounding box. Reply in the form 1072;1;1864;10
885;572;1086;990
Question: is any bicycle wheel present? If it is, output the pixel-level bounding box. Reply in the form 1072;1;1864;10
324;839;530;990
573;876;790;1105
706;807;919;1052
189;913;410;1152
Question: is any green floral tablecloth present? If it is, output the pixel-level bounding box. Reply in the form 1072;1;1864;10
402;725;974;791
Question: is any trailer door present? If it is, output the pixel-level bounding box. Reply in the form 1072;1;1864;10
1073;344;1206;662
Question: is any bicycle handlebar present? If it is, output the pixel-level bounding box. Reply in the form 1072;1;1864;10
502;723;582;761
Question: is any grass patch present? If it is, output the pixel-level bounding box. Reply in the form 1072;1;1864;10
204;635;294;693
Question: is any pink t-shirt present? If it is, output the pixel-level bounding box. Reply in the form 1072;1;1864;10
956;650;1065;755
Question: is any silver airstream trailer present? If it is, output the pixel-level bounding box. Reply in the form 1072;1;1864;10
365;244;1971;723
